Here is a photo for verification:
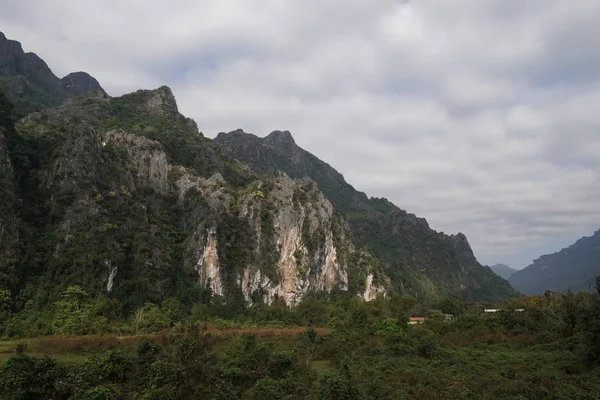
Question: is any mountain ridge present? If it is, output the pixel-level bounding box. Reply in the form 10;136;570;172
0;31;516;315
0;31;106;117
509;230;600;294
489;263;518;279
214;129;516;301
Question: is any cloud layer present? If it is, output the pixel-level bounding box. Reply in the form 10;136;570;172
3;0;600;268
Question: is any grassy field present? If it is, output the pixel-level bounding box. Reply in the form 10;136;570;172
0;326;328;365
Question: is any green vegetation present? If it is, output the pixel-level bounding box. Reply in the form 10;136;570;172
1;283;600;399
102;88;253;188
3;31;600;398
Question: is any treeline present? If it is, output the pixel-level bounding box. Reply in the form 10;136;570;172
1;280;600;398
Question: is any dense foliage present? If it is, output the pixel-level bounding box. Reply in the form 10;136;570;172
1;282;600;399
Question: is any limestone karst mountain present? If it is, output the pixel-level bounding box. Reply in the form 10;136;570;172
214;130;516;301
0;31;515;314
0;31;105;118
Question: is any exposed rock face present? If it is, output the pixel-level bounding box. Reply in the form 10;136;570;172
238;174;351;305
147;86;178;114
104;130;172;194
265;130;296;151
196;228;223;297
363;273;387;301
47;123;106;194
105;261;117;293
214;129;517;301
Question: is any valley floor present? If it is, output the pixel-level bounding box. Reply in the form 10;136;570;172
1;326;599;399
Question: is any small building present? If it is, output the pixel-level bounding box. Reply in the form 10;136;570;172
483;309;500;313
409;317;425;324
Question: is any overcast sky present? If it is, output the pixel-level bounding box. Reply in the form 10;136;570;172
2;0;600;269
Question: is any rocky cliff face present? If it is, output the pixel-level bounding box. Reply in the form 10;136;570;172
237;175;349;305
215;130;517;301
7;86;384;310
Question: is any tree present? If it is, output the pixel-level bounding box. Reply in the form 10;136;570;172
53;286;96;335
578;276;600;364
435;297;466;316
425;309;445;322
296;328;317;367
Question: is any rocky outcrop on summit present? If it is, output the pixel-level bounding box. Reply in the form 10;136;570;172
61;72;106;97
215;130;516;301
0;31;106;117
146;86;179;114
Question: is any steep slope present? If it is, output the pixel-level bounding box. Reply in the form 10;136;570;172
7;86;385;313
214;130;517;301
0;88;20;306
0;31;105;117
490;264;518;279
509;230;600;294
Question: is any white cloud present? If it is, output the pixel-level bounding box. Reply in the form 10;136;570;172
2;0;600;268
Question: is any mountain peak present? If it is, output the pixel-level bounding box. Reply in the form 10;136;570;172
490;264;517;280
0;31;105;117
147;86;178;113
265;130;296;148
61;71;106;97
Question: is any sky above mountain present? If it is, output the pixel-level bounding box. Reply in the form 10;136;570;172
2;0;600;269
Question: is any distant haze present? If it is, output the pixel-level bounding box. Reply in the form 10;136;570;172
489;264;518;280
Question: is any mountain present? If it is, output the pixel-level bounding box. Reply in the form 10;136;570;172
0;31;105;117
214;130;516;301
509;230;600;294
0;32;516;316
1;83;391;314
490;264;518;279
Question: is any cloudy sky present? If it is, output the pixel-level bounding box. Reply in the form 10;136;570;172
2;0;600;269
